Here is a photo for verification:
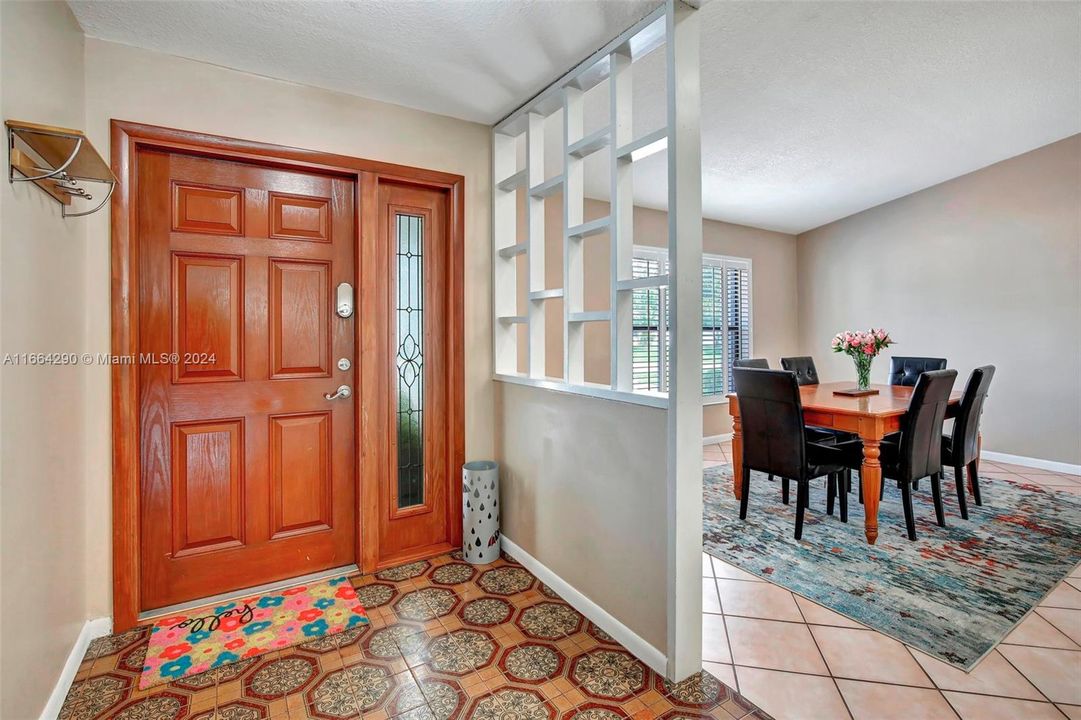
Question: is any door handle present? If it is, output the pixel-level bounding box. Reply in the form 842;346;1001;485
324;384;352;401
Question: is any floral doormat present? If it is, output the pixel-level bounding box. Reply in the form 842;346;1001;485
139;576;368;689
704;464;1081;670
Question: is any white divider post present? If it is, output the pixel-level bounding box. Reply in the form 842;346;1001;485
563;86;585;384
526;112;547;378
665;0;704;682
610;48;634;392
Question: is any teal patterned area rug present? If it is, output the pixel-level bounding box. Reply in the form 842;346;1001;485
703;464;1081;670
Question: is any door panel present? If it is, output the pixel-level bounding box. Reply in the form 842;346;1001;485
269;259;330;378
270;192;330;242
269;412;333;539
172;182;244;235
171;253;243;383
137;149;356;612
170;419;244;557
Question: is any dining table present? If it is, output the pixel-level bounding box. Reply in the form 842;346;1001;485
727;381;965;545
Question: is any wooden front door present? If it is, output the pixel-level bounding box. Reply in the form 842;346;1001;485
360;182;460;569
136;148;356;612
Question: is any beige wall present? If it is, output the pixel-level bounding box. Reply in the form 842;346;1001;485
519;196;799;439
798;135;1081;465
0;2;90;717
80;39;494;618
496;383;668;653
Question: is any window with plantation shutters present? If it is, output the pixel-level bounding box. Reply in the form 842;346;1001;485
631;252;667;391
702;263;724;396
723;261;752;391
631;249;752;397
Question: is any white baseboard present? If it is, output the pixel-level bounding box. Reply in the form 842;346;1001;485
500;536;668;677
982;450;1081;476
703;433;732;446
41;617;112;720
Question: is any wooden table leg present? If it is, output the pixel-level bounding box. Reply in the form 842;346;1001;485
732;414;743;501
861;439;882;545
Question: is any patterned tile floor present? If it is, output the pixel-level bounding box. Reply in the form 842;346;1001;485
703;440;1081;720
61;551;769;720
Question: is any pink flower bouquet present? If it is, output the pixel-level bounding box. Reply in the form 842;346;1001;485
831;328;893;389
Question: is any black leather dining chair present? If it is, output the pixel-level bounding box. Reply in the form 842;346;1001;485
837;369;958;540
889;357;947;386
943;366;995;518
732;359;773;481
733;368;849;539
780;356;821;386
780;356;858;460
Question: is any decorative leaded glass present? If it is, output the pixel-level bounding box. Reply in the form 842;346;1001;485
396;213;424;508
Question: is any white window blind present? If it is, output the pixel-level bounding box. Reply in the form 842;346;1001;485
723;262;752;392
631;254;665;392
631;249;751;396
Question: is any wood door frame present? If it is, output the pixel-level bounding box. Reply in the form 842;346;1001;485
111;120;465;630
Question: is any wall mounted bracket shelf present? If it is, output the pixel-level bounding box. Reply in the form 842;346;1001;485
6;120;117;218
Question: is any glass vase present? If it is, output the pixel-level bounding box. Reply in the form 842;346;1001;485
853;354;873;390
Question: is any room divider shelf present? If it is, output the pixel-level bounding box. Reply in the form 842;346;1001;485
6;119;117;217
497;242;528;259
616;273;669;291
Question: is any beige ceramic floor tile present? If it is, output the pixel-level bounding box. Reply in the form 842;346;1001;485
1004;611;1080;650
1041;582;1081;610
1058;704;1081;720
735;665;851;720
810;626;932;687
725;617;829;675
709;558;764;583
703;613;732;664
704;579;723;614
992;462;1055;475
716;579;803;622
1037;608;1081;647
976;468;1021;479
911;649;1042;700
704;554;716;578
704;661;737;692
1019;474;1081;487
997;644;1081;705
793;595;864;629
942;692;1066;720
836;680;957;720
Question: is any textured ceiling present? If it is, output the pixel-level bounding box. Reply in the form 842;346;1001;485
69;1;1081;233
66;0;658;125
